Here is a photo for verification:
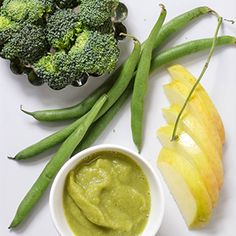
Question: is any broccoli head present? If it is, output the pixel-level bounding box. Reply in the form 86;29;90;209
1;0;54;23
33;53;59;82
34;51;82;90
79;0;119;27
0;14;19;44
1;23;48;64
46;9;82;50
69;30;119;76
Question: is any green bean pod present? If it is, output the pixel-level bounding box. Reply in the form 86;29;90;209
21;80;113;121
13;116;86;160
74;83;133;154
151;36;236;72
131;5;167;152
153;6;211;51
9;94;108;229
22;6;211;122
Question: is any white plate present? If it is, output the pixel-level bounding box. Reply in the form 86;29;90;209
1;0;236;235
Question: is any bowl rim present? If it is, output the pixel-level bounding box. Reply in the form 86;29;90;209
49;144;165;236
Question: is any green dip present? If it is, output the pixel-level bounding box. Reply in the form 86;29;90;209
63;151;151;236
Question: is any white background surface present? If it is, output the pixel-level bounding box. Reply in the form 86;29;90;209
1;0;236;235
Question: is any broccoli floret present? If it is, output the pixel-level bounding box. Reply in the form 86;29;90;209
55;0;79;9
1;23;48;63
46;9;82;50
0;15;19;44
79;0;119;27
69;30;119;75
34;51;82;90
34;53;59;81
1;0;54;23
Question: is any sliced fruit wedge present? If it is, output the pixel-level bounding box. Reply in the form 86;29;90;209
157;125;219;206
158;148;212;228
167;64;225;144
162;104;224;187
164;80;222;155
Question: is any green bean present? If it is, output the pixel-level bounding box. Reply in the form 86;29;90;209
21;74;117;122
153;6;211;51
9;95;108;229
150;36;236;72
131;5;167;152
22;6;210;122
12;36;235;160
74;83;133;154
11;115;86;160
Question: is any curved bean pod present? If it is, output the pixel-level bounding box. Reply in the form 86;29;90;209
131;5;166;152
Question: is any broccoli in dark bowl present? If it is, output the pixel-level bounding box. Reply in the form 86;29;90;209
0;0;127;90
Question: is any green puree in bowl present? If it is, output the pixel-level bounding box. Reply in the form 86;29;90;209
63;151;151;236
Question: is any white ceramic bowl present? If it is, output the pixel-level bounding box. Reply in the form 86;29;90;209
49;144;165;236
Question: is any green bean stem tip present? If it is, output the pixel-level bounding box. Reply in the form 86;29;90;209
159;3;166;11
20;106;34;117
224;18;235;24
120;33;140;43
